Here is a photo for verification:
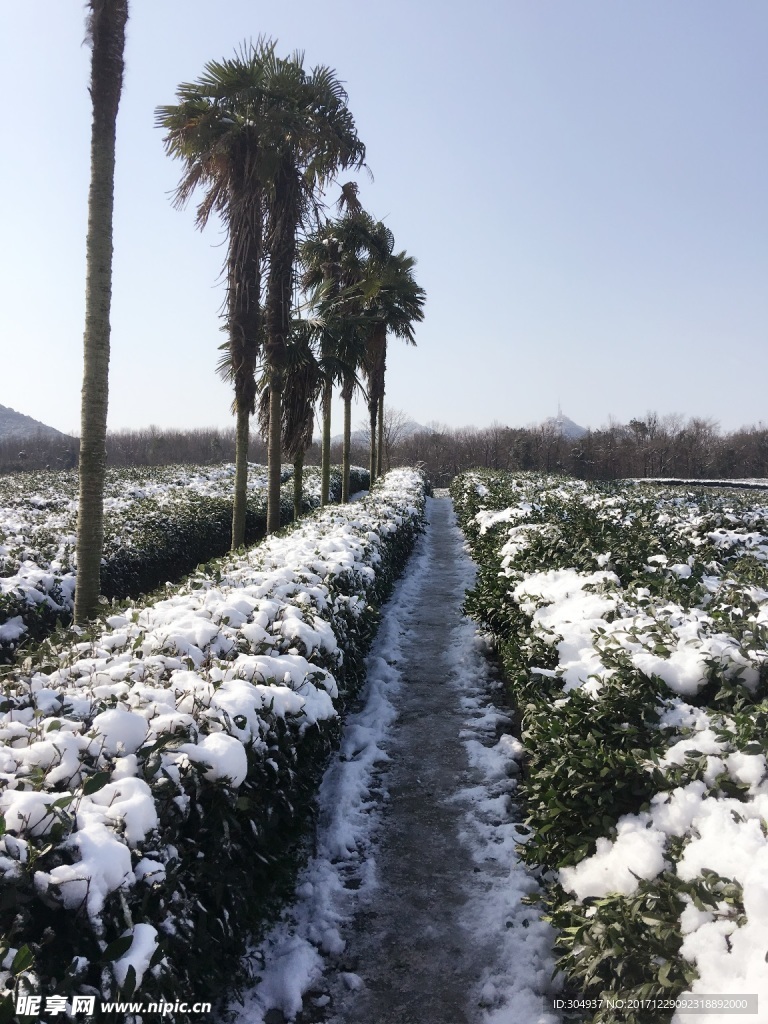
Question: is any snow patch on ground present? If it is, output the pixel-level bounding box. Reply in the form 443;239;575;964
448;522;560;1024
231;499;559;1023
230;514;432;1024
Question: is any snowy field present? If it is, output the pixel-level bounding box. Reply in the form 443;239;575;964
0;463;278;577
0;469;423;1016
453;471;768;1024
0;463;366;660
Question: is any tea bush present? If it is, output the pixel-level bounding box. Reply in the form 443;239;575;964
0;465;370;663
453;470;768;1021
0;469;421;1019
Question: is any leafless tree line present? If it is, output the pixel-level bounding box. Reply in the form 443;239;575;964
385;412;768;486
0;425;332;475
3;412;768;483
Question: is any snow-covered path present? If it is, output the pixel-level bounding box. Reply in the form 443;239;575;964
233;496;559;1024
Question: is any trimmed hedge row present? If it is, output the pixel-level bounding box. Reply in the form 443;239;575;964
452;470;768;1024
0;465;370;663
0;468;424;1020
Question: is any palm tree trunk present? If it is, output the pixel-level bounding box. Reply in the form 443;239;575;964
231;401;249;547
75;0;128;624
321;377;332;505
264;163;299;534
377;395;384;477
292;452;305;524
226;204;262;549
293;449;304;521
376;337;387;476
341;379;352;502
368;396;377;485
366;323;386;486
267;374;283;533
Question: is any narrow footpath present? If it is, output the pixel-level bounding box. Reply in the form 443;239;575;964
235;496;559;1024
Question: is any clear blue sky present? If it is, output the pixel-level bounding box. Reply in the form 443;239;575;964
1;1;766;437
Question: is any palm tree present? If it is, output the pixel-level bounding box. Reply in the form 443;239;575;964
159;41;364;538
75;0;129;623
259;60;365;532
157;43;272;549
358;248;426;483
300;227;343;507
299;227;348;505
315;184;364;506
300;201;392;502
257;319;322;522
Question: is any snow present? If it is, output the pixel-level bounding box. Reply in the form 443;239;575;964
35;823;134;919
232;497;558;1023
460;472;768;1016
0;790;59;837
452;640;560;1024
0;462;367;656
112;923;159;989
231;532;422;1023
512;568;619;617
675;847;768;1023
134;857;166;884
85;777;159;845
512;569;619;693
178;732;248;788
475;505;531;534
90;708;149;756
0;468;425;1001
0;616;26;642
8;465;768;1012
247;936;325;1020
559;816;669;900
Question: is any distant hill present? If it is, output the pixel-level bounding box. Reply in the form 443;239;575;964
542;411;587;439
0;404;70;443
332;419;430;445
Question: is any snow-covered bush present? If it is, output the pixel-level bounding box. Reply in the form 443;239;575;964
453;470;768;1023
0;468;423;1018
0;464;369;662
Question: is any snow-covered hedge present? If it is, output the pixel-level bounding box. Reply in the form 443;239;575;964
0;468;424;1018
452;470;768;1023
0;464;369;662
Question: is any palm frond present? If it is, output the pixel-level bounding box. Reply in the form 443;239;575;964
336;181;361;215
158;39;369;447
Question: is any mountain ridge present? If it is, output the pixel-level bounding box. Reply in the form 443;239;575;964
0;404;71;443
